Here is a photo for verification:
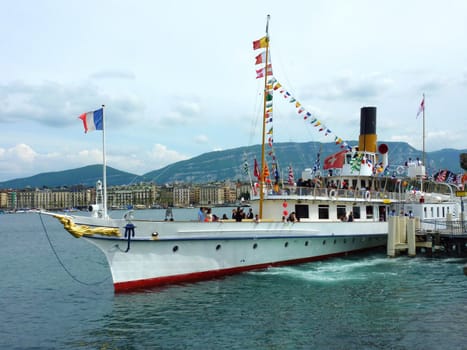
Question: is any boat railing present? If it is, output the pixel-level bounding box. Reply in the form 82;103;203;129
262;186;403;202
420;219;467;235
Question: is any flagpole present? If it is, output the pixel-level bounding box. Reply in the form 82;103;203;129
259;14;270;220
422;93;425;166
102;104;108;219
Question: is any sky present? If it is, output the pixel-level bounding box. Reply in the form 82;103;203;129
1;0;466;182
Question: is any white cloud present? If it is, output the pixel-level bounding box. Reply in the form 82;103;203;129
90;69;136;80
193;134;209;144
0;144;46;179
302;72;394;100
146;144;188;169
158;98;203;126
0;81;145;127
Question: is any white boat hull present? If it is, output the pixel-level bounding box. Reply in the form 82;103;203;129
79;220;387;292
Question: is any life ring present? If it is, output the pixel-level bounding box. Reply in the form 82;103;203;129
329;189;337;199
396;165;405;175
365;191;371;200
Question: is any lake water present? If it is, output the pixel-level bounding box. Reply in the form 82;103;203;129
1;209;466;349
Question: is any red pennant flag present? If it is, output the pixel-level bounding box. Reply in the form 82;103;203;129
254;158;260;179
263;163;270;178
416;95;425;118
288;166;294;185
255;51;267;65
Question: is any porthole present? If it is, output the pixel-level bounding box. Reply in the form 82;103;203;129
172;245;179;253
253;243;258;249
333;239;337;244
305;241;309;246
284;242;289;248
216;244;221;251
343;239;347;244
322;240;326;245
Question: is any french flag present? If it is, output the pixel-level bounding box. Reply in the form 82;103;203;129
79;108;103;133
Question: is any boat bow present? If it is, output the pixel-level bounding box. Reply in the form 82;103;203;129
45;212;121;238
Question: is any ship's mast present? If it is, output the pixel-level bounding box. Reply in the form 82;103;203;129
259;14;271;219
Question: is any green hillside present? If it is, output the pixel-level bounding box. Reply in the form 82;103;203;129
0;142;465;189
0;165;139;189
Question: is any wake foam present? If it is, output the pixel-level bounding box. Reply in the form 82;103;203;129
251;255;401;283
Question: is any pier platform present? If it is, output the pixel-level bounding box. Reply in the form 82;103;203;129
387;217;467;257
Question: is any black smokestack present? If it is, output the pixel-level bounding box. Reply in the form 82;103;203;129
359;106;377;153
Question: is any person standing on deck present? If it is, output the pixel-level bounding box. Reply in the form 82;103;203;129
198;207;205;222
234;207;243;222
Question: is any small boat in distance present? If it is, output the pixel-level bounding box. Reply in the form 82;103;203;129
41;16;461;292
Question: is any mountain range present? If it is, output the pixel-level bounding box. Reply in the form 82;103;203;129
0;141;465;189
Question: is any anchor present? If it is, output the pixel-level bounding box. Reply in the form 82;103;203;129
124;222;135;252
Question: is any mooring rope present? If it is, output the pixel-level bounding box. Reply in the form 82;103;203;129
39;212;110;286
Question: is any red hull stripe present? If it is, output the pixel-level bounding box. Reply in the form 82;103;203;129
114;246;381;292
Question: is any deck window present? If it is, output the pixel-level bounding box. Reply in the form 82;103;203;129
318;205;329;219
295;204;309;219
337;205;347;220
352;206;361;219
366;206;373;219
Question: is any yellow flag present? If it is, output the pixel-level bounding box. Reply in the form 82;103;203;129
253;36;268;50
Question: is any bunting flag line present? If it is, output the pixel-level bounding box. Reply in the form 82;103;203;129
273;164;279;182
446;172;455;183
253;36;268;50
252;38;354;187
243;158;249;176
374;162;385;175
263;163;270;181
350;154;363;173
288;166;294;185
312;151;320;174
435;169;447;182
268;77;352;152
254;158;260;180
255;51;267;65
255;64;273;79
